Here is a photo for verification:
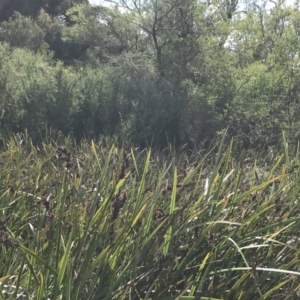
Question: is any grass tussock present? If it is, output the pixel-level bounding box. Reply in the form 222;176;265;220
1;133;300;299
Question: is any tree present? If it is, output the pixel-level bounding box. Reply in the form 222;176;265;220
0;12;48;53
64;0;236;145
0;8;90;62
0;0;88;22
224;1;300;146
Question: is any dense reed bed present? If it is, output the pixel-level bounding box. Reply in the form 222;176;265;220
1;133;300;299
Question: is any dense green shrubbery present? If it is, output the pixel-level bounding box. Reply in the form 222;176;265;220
1;1;300;148
0;44;125;141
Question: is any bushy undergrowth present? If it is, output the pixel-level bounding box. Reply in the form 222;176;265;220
1;133;300;299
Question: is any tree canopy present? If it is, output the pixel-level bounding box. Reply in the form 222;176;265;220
0;0;300;148
0;0;88;21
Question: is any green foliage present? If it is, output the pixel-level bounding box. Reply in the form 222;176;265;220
0;9;88;62
70;64;126;139
0;43;130;141
0;44;69;136
3;0;300;298
1;134;300;299
225;4;300;147
0;12;48;53
0;0;88;22
1;0;300;148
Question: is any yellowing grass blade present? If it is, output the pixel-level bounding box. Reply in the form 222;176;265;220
131;203;147;228
0;275;12;283
262;279;291;299
130;147;139;176
189;252;211;296
91;140;102;172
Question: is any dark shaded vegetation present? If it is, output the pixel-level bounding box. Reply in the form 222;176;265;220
0;0;299;149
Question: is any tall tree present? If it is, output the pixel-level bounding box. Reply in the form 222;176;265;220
0;0;88;22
